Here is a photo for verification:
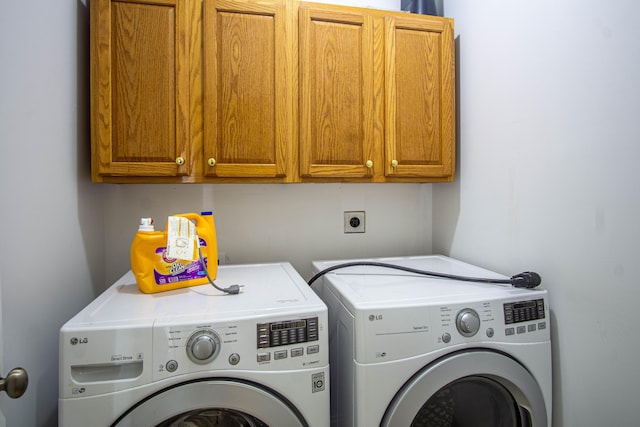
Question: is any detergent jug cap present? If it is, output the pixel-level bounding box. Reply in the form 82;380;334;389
138;217;155;232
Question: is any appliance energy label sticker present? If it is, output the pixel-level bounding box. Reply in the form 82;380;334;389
312;372;325;393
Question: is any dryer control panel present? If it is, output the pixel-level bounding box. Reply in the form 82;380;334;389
503;298;546;324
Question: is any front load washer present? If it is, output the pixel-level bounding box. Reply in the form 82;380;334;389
59;262;329;426
311;255;551;427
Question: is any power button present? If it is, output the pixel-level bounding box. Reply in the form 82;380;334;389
165;360;178;372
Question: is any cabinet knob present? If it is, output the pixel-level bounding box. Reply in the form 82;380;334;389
391;159;398;168
365;160;373;168
207;158;216;167
175;157;185;166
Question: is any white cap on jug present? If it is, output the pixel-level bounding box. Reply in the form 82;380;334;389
138;218;155;232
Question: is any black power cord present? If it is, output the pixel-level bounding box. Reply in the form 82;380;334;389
307;261;541;289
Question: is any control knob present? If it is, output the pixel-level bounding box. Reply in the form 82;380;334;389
456;308;480;337
186;330;221;364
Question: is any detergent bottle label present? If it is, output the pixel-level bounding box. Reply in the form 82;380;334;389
152;239;209;285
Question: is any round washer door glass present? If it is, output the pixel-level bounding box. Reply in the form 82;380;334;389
112;379;308;427
157;408;267;426
382;351;548;427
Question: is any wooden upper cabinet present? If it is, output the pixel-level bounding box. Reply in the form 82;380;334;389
384;14;455;180
89;0;455;183
90;0;191;180
202;0;292;178
298;4;380;179
298;4;455;182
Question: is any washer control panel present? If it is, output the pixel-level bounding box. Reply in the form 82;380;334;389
152;313;326;380
257;317;319;349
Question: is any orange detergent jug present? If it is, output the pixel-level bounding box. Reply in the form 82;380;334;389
130;212;218;293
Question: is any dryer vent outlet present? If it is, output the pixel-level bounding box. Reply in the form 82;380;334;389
344;211;365;233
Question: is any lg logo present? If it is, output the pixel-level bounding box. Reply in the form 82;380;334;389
70;337;89;345
368;314;383;321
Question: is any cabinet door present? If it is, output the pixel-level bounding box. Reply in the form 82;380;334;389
384;15;455;180
91;0;190;179
299;5;380;178
203;0;292;178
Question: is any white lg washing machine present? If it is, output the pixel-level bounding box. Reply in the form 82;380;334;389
311;255;552;427
59;262;329;426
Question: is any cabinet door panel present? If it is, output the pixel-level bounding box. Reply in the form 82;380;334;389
299;6;378;178
91;0;190;178
385;15;454;179
203;0;290;178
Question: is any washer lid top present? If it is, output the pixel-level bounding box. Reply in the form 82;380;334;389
64;262;326;327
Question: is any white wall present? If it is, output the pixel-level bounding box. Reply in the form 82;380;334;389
435;1;640;425
0;1;104;425
103;183;432;282
9;0;635;424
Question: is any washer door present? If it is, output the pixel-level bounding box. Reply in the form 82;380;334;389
111;378;308;427
381;350;548;427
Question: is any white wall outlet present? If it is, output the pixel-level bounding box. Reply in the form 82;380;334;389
344;211;365;233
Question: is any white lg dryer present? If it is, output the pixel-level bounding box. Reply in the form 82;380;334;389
311;255;552;427
59;262;329;426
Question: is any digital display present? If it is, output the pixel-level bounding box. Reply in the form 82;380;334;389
270;320;307;331
504;299;545;325
257;317;319;349
513;301;537;309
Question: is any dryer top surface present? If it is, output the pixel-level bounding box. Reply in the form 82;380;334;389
312;255;547;309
